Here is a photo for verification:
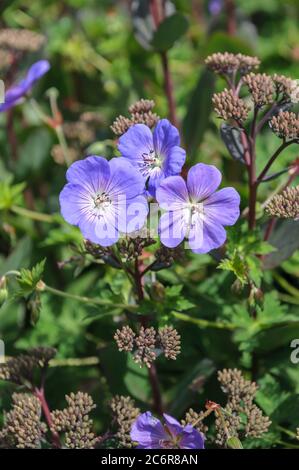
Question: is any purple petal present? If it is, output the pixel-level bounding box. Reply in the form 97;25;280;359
0;60;50;112
118;195;149;233
159;208;189;248
24;60;50;86
187;163;222;201
204;187;240;226
164;146;186;177
118;124;153;172
147;168;165;198
180;426;205;449
130;412;167;449
66;156;110;193
156;176;189;210
107;157;146;200
153;119;180;155
59;183;91;225
163;414;183;437
189;216;227;253
79;213;119;247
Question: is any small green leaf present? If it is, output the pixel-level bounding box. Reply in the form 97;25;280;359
0;181;26;210
227;436;243;449
218;250;248;285
151;13;189;52
16;259;46;297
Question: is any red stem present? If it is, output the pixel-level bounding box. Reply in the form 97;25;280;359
150;0;179;128
257;141;293;183
34;387;61;448
134;258;164;416
160;52;179;128
225;0;237;36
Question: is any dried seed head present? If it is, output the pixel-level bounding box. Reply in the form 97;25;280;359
0;347;56;386
111;98;160;136
158;326;181;360
215;404;241;446
265;186;299;220
205;52;239;74
212;89;249;123
134;326;157;368
110;115;132;136
243;73;274;107
128;99;155;114
51;392;96;449
237;54;261;75
110;395;140;448
273;74;299;103
217;368;271;443
118;236;156;262
0;29;45;52
114;326;135;352
218;368;258;411
205;52;260;76
0;393;46;449
245;404;271;438
182;408;208;434
269;111;299;141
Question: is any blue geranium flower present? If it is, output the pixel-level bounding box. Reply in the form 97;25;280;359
156;163;240;253
59;155;148;247
131;412;205;449
0;60;50;112
118;119;186;197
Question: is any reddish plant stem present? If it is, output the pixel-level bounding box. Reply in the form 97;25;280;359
134;258;164;416
160;52;179;128
225;0;237;36
150;0;179;128
34;387;61;448
257;141;293;183
263;217;276;242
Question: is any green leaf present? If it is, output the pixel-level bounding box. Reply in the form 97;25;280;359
227;436;243;449
16;259;46;297
256;374;290;416
0;180;26;210
151;13;189;52
218;250;248;285
182;68;215;160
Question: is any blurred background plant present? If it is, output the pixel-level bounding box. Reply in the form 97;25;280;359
0;0;299;449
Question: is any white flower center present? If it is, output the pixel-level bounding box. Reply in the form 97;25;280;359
91;191;112;218
189;202;205;225
139;149;163;176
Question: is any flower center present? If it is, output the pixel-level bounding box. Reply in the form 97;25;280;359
92;192;112;218
140;149;163;176
159;427;182;449
94;192;111;208
190;202;205;224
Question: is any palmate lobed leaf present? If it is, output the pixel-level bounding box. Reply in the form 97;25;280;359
16;259;46;297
